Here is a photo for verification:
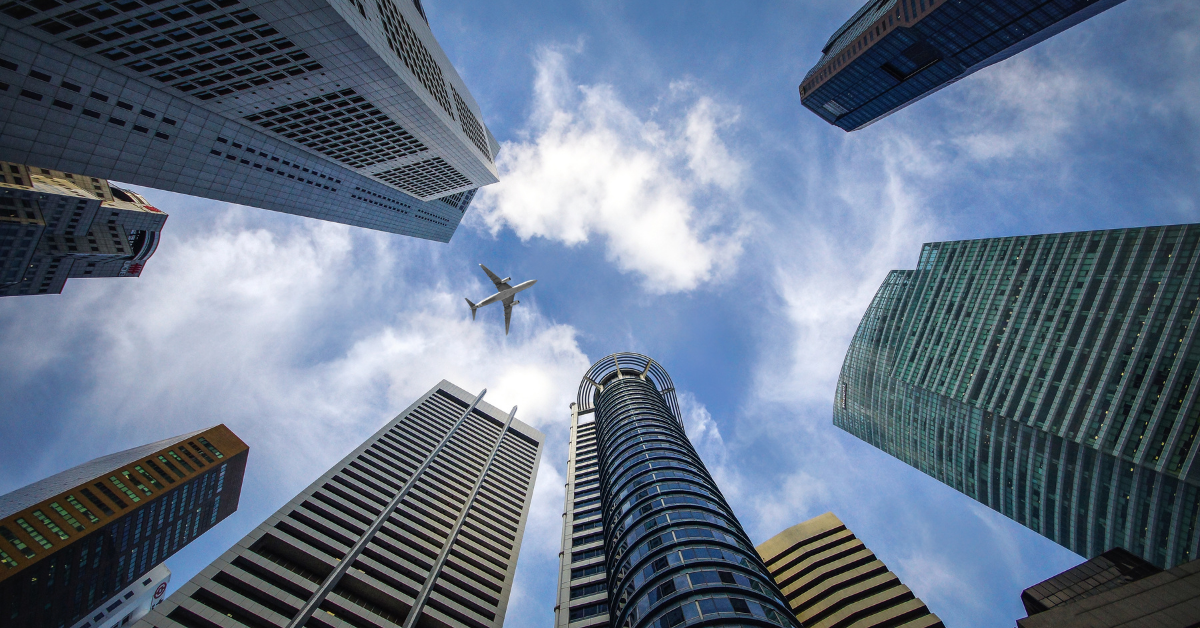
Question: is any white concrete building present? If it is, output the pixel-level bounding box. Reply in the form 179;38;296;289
0;0;498;241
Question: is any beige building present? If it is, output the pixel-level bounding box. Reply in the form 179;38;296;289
756;512;942;628
0;160;167;296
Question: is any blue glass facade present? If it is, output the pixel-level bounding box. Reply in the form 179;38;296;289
576;354;795;628
800;0;1128;131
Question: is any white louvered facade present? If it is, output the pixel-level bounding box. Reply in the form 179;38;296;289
134;380;543;628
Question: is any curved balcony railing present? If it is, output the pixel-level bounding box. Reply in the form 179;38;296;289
579;354;797;628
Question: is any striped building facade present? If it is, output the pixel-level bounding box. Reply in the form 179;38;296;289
134;380;543;628
835;224;1200;568
0;425;247;628
553;401;609;628
757;513;942;628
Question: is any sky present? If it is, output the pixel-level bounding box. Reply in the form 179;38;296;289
1;0;1198;626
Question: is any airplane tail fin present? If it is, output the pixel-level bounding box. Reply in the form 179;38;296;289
465;298;477;320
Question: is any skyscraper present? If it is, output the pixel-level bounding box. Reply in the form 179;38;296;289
555;353;797;628
134;380;544;628
0;0;497;241
1017;548;1200;627
799;0;1129;131
1;160;167;296
71;563;171;628
834;224;1200;568
1018;547;1161;616
757;513;943;628
0;425;248;628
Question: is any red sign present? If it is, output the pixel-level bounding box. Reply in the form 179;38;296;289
154;583;167;599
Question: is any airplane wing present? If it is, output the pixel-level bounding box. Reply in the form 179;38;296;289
503;298;513;335
480;264;512;291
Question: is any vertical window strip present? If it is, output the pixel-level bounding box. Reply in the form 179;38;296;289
198;437;224;456
168;450;195;472
15;518;52;549
67;495;100;523
179;446;206;469
81;488;117;515
0;549;16;568
135;465;165;490
189;441;215;464
0;526;36;558
147;459;177;483
109;476;142;503
51;502;86;532
32;510;70;540
158;454;186;478
122;470;154;496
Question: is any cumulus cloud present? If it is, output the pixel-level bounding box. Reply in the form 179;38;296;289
0;191;603;628
0;195;591;579
471;45;749;293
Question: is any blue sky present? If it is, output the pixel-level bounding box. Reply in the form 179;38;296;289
2;0;1198;625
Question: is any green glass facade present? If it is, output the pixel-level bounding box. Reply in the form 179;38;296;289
835;224;1200;568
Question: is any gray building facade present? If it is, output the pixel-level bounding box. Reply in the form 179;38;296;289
554;396;609;628
0;0;498;241
135;380;544;628
835;224;1200;568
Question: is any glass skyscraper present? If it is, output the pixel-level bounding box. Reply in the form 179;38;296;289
135;380;544;628
800;0;1129;131
835;224;1200;569
555;353;796;628
0;0;497;241
0;425;247;628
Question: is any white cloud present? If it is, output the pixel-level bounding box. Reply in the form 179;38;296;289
0;193;589;509
760;132;939;406
894;550;986;619
679;390;727;466
471;45;749;294
948;55;1102;161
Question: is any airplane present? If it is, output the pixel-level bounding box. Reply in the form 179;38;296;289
465;264;537;335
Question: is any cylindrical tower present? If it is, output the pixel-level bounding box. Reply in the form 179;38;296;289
576;354;797;628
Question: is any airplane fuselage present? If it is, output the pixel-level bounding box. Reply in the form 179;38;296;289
474;280;536;308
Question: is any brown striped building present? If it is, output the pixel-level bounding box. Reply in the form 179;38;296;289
0;425;248;628
757;513;942;628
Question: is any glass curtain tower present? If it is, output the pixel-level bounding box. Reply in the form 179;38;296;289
0;425;247;628
835;224;1200;569
555;353;796;628
799;0;1129;131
